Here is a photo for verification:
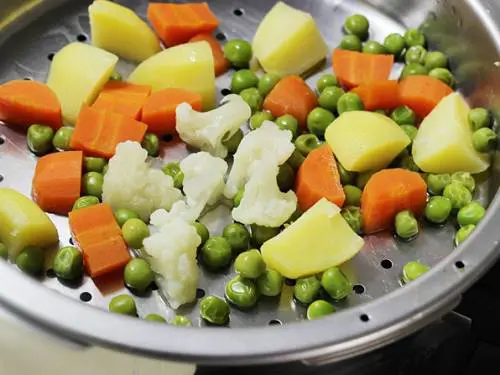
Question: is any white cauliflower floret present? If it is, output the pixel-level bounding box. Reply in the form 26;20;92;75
102;141;183;221
232;160;297;227
176;94;251;158
224;121;295;198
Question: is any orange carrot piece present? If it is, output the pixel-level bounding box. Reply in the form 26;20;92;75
332;49;394;90
81;237;131;278
263;75;318;128
69;203;121;239
70;105;147;159
398;76;454;119
0;80;62;130
91;81;151;120
295;144;345;211
350;80;400;111
189;33;230;76
147;3;219;46
141;88;203;136
360;168;427;234
32;151;83;215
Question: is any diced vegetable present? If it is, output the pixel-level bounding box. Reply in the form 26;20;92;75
332;49;394;89
261;198;364;279
325;111;410;172
263;75;318;128
70;105;147;159
47;42;118;124
0;188;58;258
361;168;427;234
128;41;215;110
398;75;454;119
91;81;151;120
32;151;83;215
89;0;161;63
252;2;328;76
189;33;230;76
412;92;490;173
147;2;219;47
350;80;399;111
295;145;345;211
0;80;62;130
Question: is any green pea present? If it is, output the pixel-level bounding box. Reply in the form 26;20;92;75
400;155;420;172
402;261;429;284
256;269;284;297
258;73;281;97
239;87;263;114
391;105;416;125
72;196;100;211
426;173;451;195
110;71;122;81
307;300;336;320
144;314;166;323
294;134;321;157
455;224;475;246
234;249;265;279
404;45;427;65
343;14;369;40
451;172;475;192
109;294;137;316
337;93;364;114
424;51;448;70
201;236;232;269
316;74;338;95
251;224;280;247
343;185;362;206
124;258;154;293
362;40;387;55
16;247;44;277
171;315;192;326
114;208;140;228
404;28;426;47
233;188;244;208
222;129;244;154
457;201;485;227
122;218;150;249
222;223;250;253
249;111;274;130
400;124;418;143
356;170;376;190
0;243;7;260
199;295;230;325
275;114;299;139
141;133;160;157
339;34;362;51
161;162;184;189
230;69;259;94
424;196;452;224
82;172;104;198
472;128;497;153
321;267;351;300
225;275;258;308
294;276;321;305
468;108;491;131
193;221;210;246
277;163;295;192
341;206;363;234
83;157;107;173
338;162;356;185
428;68;455;87
52;126;74;151
395;210;419;240
318;86;345;112
401;63;428;79
383;33;405;56
27;124;54;155
307;108;335;138
443;182;472;210
53;246;83;281
287;149;306;171
224;39;252;68
102;164;109;175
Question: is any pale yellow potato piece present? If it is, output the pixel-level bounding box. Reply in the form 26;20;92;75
89;0;161;63
47;42;118;125
261;198;364;279
128;41;215;110
412;92;490;174
325;111;410;172
252;1;328;76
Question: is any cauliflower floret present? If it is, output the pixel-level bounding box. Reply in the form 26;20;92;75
102;141;182;221
232;160;297;227
176;94;251;158
224;121;295;199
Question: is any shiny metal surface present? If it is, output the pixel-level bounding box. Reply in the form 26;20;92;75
0;0;499;365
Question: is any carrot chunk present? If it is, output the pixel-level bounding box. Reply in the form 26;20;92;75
350;80;400;111
81;237;131;278
189;33;230;76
